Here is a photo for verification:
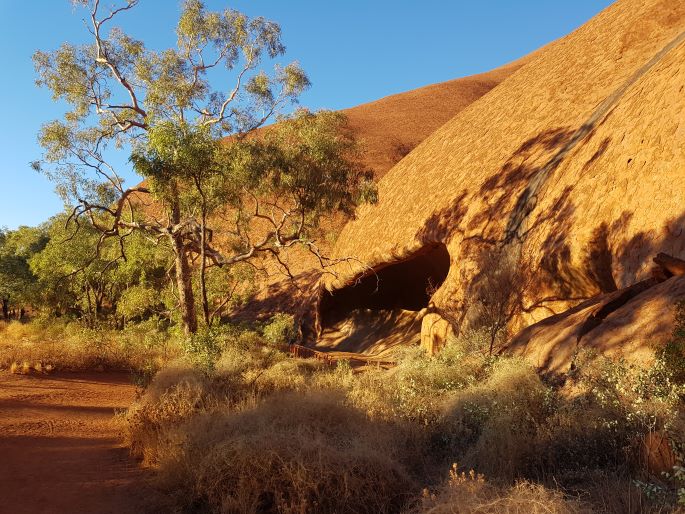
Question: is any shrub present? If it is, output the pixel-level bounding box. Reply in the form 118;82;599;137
182;327;225;373
658;300;685;384
117;284;160;321
155;391;416;513
411;464;586;514
438;358;551;479
0;319;181;372
262;313;298;347
124;362;208;465
248;357;326;395
123;315;685;513
343;334;489;424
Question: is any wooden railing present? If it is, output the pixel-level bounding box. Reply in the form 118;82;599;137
288;344;395;369
289;344;336;365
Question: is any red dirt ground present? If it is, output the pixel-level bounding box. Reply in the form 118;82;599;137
0;372;159;514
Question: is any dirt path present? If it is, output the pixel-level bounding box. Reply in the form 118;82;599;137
0;371;158;514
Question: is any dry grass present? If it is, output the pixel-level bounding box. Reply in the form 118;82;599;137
438;358;551;480
155;391;415;514
0;319;181;373
412;465;587;514
125;363;208;465
122;329;685;513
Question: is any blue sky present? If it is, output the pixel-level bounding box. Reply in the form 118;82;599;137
0;0;614;229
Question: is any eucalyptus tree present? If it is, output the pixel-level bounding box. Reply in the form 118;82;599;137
30;214;115;322
33;0;375;333
0;226;47;319
29;212;170;325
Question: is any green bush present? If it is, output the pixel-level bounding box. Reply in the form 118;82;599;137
182;327;225;373
658;300;685;384
262;313;297;347
117;284;160;321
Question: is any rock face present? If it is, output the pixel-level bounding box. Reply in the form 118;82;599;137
231;62;528;324
339;58;531;178
319;0;685;364
506;276;685;371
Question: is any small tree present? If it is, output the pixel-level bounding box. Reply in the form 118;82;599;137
33;0;375;334
467;248;523;355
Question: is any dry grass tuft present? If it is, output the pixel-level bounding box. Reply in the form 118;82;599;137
124;362;208;465
413;464;587;514
439;358;550;479
0;319;181;372
156;391;416;514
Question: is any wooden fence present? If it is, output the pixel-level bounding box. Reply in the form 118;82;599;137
288;344;395;369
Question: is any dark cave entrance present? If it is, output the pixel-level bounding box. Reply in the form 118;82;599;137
316;243;451;354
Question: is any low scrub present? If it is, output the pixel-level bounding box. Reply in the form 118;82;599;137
158;392;415;513
121;316;685;513
412;464;587;514
0;318;181;373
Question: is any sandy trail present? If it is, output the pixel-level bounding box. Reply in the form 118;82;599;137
0;371;157;514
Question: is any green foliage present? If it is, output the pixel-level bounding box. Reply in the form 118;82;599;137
0;225;47;312
26;212;170;324
658;300;685;384
33;0;311;204
117;283;160;320
33;0;375;335
182;326;225;373
262;312;297;346
130;122;220;206
572;349;685;438
259;109;378;218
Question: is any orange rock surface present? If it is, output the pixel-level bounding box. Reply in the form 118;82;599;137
322;0;685;364
231;59;529;321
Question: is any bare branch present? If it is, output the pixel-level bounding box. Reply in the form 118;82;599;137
90;0;147;125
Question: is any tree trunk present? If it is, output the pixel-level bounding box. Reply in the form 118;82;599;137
200;211;210;327
2;298;8;320
173;236;198;335
95;292;103;319
193;176;211;328
85;285;94;327
169;193;198;335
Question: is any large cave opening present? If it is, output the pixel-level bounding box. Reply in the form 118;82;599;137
316;243;451;355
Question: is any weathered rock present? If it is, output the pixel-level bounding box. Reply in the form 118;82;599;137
506;276;685;371
320;0;685;365
654;252;685;278
420;313;454;355
642;431;679;476
228;60;529;325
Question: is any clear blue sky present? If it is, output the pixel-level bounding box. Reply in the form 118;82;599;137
0;0;614;229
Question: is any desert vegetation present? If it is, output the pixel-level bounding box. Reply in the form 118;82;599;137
0;0;376;365
3;0;685;513
116;312;685;513
4;299;684;512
